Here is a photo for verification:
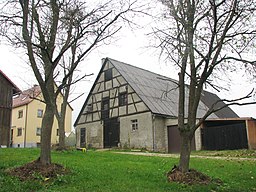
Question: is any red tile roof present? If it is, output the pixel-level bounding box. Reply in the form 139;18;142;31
13;85;41;108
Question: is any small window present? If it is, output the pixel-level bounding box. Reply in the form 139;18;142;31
101;98;109;119
56;129;59;136
18;110;23;118
36;127;41;136
105;68;112;81
86;104;93;113
37;109;43;118
17;128;22;136
119;92;128;106
131;119;138;131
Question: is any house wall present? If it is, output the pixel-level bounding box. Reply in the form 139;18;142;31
76;121;103;148
0;74;13;146
119;112;153;150
153;116;167;152
11;105;28;147
11;93;72;148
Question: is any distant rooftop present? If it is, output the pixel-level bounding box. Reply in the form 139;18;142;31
13;85;41;108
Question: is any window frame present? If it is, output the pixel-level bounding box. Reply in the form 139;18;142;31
18;110;23;119
131;119;138;132
37;109;43;118
36;127;41;136
17;127;22;136
101;97;109;119
86;103;93;113
104;68;112;81
119;92;128;106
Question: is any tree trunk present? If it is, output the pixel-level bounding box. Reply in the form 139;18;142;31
39;103;54;165
179;132;192;173
58;116;66;149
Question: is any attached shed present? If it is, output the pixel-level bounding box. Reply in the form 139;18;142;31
0;70;20;147
201;118;256;150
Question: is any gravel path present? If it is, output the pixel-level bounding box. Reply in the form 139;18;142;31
113;151;256;161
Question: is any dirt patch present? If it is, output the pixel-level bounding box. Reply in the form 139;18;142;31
167;166;222;185
7;160;68;181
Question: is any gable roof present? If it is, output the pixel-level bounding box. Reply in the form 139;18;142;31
0;70;21;95
74;58;238;126
108;58;238;118
13;85;41;108
13;85;73;110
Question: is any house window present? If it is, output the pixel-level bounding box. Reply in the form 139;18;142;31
17;128;22;136
131;119;138;131
101;98;109;119
37;109;43;118
56;129;59;136
86;104;93;113
36;127;41;136
119;92;128;106
18;110;23;118
105;68;112;81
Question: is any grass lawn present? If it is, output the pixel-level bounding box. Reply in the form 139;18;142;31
0;148;256;192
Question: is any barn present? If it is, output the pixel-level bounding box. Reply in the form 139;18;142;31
75;58;256;152
0;70;20;147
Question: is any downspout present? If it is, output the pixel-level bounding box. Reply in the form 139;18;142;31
24;104;28;148
152;114;156;151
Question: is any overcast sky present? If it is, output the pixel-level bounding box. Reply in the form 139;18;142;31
0;14;255;126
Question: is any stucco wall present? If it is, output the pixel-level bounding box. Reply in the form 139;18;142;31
119;112;153;150
11;92;72;148
76;121;103;148
153;116;167;152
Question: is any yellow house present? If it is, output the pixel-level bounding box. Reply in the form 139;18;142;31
11;85;72;148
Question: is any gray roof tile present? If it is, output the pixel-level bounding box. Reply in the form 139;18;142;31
108;58;238;118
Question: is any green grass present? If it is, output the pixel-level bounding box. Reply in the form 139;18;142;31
0;148;256;192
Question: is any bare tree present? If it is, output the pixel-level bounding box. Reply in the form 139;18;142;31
153;0;256;173
0;0;137;165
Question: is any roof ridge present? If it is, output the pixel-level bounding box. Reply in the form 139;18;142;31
106;57;179;83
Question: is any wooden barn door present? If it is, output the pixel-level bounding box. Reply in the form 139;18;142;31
202;123;248;150
104;118;120;148
80;128;86;148
168;125;195;153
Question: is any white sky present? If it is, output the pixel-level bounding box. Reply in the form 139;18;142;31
0;24;255;126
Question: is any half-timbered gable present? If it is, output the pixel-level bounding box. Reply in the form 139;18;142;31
76;61;149;125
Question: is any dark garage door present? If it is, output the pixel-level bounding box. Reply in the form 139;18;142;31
202;123;248;150
167;125;196;153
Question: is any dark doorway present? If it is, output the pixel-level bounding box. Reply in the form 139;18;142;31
80;128;86;148
202;121;248;150
167;125;195;153
104;118;120;148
